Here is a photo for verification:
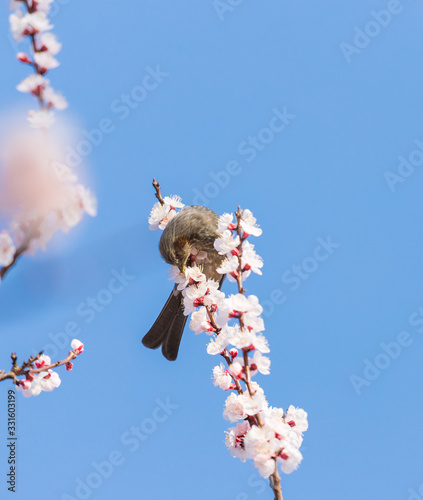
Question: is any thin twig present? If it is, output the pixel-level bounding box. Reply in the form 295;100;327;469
0;350;77;384
0;219;41;280
0;243;29;279
152;178;165;205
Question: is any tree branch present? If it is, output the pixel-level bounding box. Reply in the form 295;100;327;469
0;349;78;385
152;178;165;205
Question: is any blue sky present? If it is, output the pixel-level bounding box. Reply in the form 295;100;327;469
1;0;423;499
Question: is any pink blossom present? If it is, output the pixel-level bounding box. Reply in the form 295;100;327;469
71;339;84;354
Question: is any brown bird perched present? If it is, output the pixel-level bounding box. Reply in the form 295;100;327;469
142;205;225;361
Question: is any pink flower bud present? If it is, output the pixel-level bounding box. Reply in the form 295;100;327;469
17;52;31;63
230;269;239;279
229;348;238;359
19;379;31;389
193;297;205;307
201;321;214;332
71;339;84;354
66;362;74;371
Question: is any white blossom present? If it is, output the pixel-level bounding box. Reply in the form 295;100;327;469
214;230;240;255
240;209;262;237
37;32;62;54
216;254;239;280
243;425;280;478
229;360;243;379
32;0;54;13
279;444;303;474
163;195;184;209
241;241;263;276
148;196;184;231
190;308;213;335
38;370;61;392
34;51;59;72
176;266;206;292
0;232;16;267
148;202;175;231
217;213;235;233
285;406;308;434
225;421;250;462
241;382;267;416
251;350;270;375
217;293;263;328
9;11;52;41
206;330;230;354
17;74;49;94
212;363;233;390
223;392;246;422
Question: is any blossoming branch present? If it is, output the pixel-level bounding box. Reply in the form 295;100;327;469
0;0;94;398
148;180;308;500
0;0;97;281
0;339;84;398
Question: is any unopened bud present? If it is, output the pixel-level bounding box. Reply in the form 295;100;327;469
17;52;31;63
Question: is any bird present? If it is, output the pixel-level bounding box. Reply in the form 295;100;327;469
142;205;224;361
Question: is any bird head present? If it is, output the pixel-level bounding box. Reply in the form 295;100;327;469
159;230;192;273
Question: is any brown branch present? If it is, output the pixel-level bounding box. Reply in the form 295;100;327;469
0;350;78;385
0;218;42;280
270;459;283;500
234;206;281;500
234;206;246;294
0;242;29;280
152;178;165;205
206;305;221;334
22;0;47;110
29;350;76;374
189;205;284;500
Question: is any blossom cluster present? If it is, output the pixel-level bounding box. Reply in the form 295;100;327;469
10;0;67;128
150;195;308;483
15;339;84;398
0;0;97;277
148;194;185;230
